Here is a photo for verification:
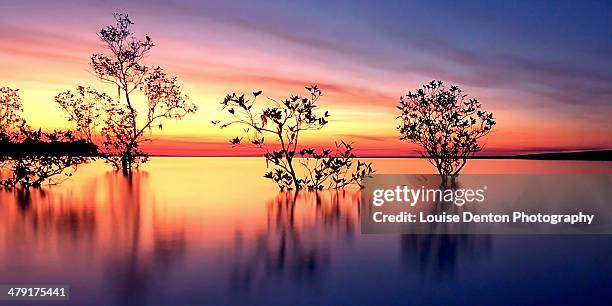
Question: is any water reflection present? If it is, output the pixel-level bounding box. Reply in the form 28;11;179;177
100;173;187;306
230;190;360;290
0;170;187;306
399;234;492;279
0;158;611;306
230;187;492;288
1;187;97;246
399;178;492;279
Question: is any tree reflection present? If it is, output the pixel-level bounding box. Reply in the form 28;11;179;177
399;234;492;279
399;178;492;279
230;190;360;291
0;170;186;306
102;172;187;306
0;187;97;244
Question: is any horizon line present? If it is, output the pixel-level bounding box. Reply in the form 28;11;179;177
144;148;612;159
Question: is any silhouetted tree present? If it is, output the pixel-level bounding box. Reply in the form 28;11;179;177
1;87;89;188
55;13;197;174
397;80;495;180
215;86;374;190
0;87;27;143
1;87;25;176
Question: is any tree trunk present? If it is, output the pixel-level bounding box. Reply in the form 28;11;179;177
121;153;130;175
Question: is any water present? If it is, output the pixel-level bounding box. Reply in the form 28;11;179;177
1;158;612;306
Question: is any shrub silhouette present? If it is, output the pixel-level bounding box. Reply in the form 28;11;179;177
0;87;27;142
215;86;374;190
1;87;90;188
55;13;197;174
397;80;495;180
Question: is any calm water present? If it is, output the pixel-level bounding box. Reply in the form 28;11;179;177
1;158;612;306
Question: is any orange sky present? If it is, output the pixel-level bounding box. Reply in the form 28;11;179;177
1;1;611;156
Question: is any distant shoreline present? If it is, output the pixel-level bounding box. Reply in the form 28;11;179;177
145;150;612;161
2;148;610;161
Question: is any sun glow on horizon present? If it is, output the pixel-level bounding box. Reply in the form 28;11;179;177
1;1;611;156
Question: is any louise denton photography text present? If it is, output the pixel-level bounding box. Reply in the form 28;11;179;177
370;186;595;226
372;211;594;225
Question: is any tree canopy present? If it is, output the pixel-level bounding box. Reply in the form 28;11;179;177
397;80;495;179
56;13;197;173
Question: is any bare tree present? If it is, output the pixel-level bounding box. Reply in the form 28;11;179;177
215;86;374;190
397;80;495;180
55;13;197;173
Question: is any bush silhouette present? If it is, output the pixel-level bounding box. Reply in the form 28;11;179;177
397;80;495;180
215;86;374;190
1;87;91;188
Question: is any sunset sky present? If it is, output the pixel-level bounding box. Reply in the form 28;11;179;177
1;0;611;156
